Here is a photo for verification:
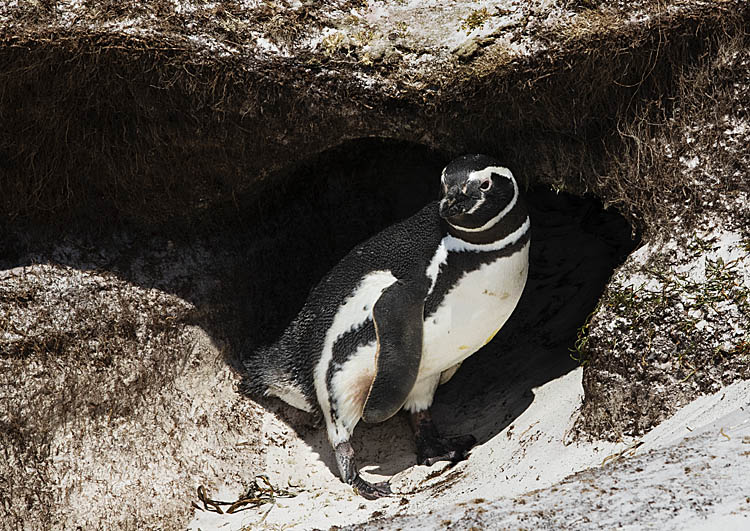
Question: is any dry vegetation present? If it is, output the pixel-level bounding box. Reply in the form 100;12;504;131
595;32;750;236
0;265;193;527
579;33;750;439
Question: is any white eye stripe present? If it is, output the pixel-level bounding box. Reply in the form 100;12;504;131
466;196;486;214
467;166;513;183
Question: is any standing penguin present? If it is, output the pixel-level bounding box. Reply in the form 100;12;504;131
244;154;530;499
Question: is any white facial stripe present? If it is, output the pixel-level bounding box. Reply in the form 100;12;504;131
468;165;514;182
426;239;448;295
466;196;486;214
445;216;530;253
314;270;397;443
450;168;518;233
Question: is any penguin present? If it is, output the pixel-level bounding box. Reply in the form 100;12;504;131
244;154;530;499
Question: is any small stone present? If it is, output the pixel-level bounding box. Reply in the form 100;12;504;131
363;42;385;62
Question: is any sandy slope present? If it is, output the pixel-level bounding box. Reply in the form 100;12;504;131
188;358;750;530
354;378;750;530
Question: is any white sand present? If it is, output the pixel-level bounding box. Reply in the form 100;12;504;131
188;355;750;530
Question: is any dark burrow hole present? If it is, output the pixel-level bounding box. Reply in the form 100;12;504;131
219;137;636;468
241;138;639;464
1;137;638;474
235;138;639;368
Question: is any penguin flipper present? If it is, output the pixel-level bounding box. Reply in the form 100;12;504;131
361;279;425;424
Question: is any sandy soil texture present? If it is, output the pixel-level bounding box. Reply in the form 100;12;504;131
189;369;750;530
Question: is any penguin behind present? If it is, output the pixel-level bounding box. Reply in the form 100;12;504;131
244;154;530;499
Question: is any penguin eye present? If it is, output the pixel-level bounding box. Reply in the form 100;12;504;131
479;179;492;192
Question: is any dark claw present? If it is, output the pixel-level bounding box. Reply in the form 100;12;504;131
352;476;392;500
334;441;392;500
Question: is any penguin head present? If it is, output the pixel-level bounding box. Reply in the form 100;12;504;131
439;154;518;231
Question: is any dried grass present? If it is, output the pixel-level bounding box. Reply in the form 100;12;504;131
598;30;750;237
0;266;194;529
0;1;747;232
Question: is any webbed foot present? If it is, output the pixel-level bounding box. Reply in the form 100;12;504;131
335;440;392;500
417;433;477;466
352;476;392;500
409;409;477;466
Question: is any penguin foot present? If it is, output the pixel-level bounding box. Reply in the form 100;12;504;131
409;409;477;466
352;476;392;500
416;433;477;466
334;440;392;500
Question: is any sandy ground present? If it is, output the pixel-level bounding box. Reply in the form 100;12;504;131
188;352;750;531
356;378;750;530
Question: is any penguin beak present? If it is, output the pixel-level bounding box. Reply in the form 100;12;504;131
439;191;466;219
439;199;460;218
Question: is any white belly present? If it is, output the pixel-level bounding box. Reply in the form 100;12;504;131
420;241;530;379
317;241;529;441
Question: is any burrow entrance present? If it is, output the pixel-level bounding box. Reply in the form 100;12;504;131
211;139;638;369
232;138;638;454
233;137;637;356
1;136;638;484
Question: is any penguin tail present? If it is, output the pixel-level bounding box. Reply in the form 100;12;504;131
241;343;279;397
241;341;315;413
